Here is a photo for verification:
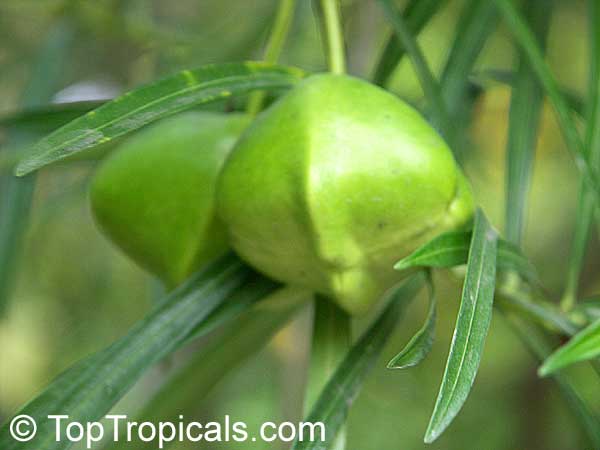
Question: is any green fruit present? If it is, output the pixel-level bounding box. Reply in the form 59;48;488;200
90;111;249;287
217;74;474;315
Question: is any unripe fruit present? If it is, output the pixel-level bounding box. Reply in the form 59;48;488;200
217;74;474;315
90;111;249;287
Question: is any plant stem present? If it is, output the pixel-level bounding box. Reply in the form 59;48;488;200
317;0;347;74
247;0;296;115
306;296;351;449
264;0;296;64
496;284;580;337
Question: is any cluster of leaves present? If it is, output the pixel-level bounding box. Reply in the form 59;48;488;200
0;0;599;449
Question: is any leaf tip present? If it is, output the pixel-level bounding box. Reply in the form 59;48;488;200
394;260;409;271
423;425;440;444
386;359;399;369
14;160;36;177
387;360;414;370
423;412;453;443
537;361;554;377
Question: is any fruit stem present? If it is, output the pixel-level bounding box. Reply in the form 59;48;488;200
263;0;297;65
247;0;297;116
317;0;347;74
305;296;351;449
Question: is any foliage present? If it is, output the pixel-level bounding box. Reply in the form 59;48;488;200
1;1;599;449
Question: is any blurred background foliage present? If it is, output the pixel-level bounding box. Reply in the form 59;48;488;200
0;0;598;449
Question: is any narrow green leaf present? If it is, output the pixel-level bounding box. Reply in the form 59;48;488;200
440;0;498;114
563;188;597;309
0;101;104;131
15;62;305;176
0;175;36;312
424;209;498;443
292;274;425;450
0;254;279;450
562;0;600;310
377;0;451;143
0;22;74;315
505;314;600;449
183;272;284;344
246;0;297;115
372;0;446;87
437;0;498;161
394;231;470;270
394;230;537;282
304;297;351;450
581;0;600;137
306;297;351;410
504;0;551;245
0;102;113;171
539;319;600;377
109;287;306;450
388;273;436;369
470;69;585;116
576;296;600;321
493;0;600;200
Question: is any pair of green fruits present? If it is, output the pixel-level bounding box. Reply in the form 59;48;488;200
91;74;474;315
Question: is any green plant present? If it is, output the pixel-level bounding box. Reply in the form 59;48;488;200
1;0;599;449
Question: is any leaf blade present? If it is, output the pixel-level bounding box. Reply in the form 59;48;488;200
292;275;425;450
394;231;471;270
562;0;600;309
440;0;498;114
109;288;306;450
377;0;451;144
539;319;600;376
492;0;600;200
0;101;104;130
372;0;446;87
387;273;436;369
15;62;305;175
471;69;585;116
394;230;537;282
424;209;498;443
0;254;279;450
505;315;600;449
504;0;551;245
0;22;74;315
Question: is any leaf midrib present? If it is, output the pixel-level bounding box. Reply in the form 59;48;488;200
436;236;487;420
